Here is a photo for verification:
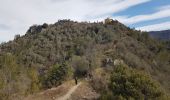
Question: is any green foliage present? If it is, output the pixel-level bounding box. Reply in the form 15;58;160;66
71;56;89;77
0;19;170;98
0;53;30;100
0;53;19;99
42;62;72;88
27;67;40;93
101;65;167;100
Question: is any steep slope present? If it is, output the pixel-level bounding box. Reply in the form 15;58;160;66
0;19;169;99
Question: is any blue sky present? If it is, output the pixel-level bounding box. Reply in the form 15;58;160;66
0;0;170;42
114;0;170;28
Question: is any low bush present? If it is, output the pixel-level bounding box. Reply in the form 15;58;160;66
42;62;72;88
100;65;168;100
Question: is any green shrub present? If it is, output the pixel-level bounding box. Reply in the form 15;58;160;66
27;67;40;93
71;56;89;78
0;53;30;100
42;62;72;88
101;65;167;100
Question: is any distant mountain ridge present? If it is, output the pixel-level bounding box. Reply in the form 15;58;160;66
149;30;170;41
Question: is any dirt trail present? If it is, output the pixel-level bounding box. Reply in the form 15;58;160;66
57;82;82;100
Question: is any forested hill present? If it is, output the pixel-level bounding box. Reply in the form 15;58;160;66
149;30;170;41
0;19;170;100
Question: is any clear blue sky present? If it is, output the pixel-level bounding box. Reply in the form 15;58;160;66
0;0;170;42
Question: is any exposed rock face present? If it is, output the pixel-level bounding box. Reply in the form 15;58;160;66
27;23;49;34
114;59;124;66
104;18;119;25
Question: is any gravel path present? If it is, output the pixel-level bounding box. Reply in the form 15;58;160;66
56;82;82;100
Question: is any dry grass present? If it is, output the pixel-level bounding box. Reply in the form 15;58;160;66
71;82;100;100
24;80;75;100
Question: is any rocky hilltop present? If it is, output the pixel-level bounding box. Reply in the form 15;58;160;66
0;19;170;100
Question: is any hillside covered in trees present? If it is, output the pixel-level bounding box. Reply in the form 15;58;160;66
149;30;170;41
0;19;170;100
